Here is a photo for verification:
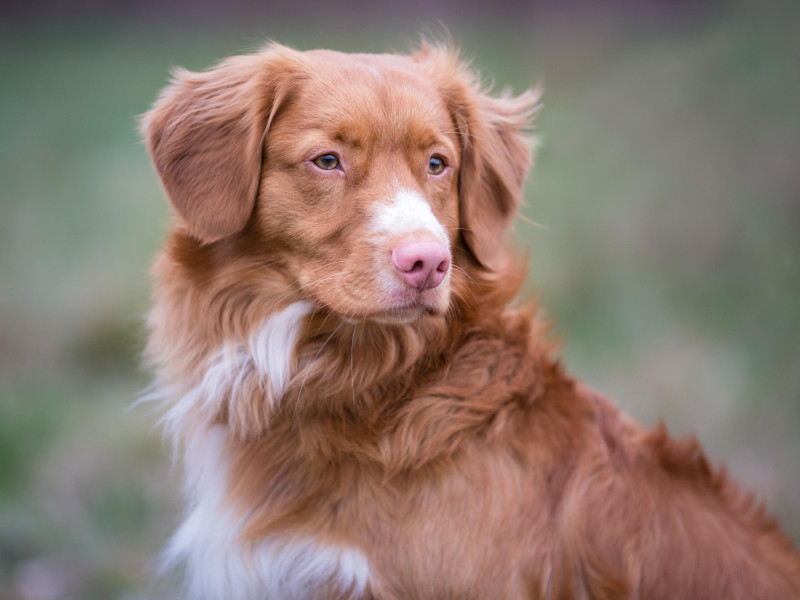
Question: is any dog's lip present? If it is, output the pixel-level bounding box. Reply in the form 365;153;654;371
376;300;422;315
368;297;446;323
308;285;447;324
367;304;426;324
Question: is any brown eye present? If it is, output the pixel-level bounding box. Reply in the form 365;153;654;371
428;155;446;175
313;153;340;171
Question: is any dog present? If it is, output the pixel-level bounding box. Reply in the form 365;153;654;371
141;42;800;599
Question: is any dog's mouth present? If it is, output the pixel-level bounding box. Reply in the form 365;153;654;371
309;286;450;325
321;293;447;325
367;299;445;325
295;238;452;325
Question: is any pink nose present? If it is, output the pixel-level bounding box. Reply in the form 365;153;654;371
391;241;450;291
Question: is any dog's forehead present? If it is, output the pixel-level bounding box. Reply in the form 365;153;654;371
281;50;453;141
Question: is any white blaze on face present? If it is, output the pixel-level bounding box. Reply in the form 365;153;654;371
371;189;449;245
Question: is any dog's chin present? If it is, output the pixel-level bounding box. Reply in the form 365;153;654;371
335;295;450;326
368;305;438;325
371;286;452;324
309;279;451;326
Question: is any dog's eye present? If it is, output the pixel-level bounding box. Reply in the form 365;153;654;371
428;155;446;175
313;153;340;171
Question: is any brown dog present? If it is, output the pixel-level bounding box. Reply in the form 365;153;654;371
142;42;800;599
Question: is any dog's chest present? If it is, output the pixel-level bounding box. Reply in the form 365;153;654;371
166;425;374;600
164;302;533;598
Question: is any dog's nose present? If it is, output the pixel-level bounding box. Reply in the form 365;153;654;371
391;241;450;290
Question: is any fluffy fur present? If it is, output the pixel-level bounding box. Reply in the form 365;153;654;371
142;42;800;599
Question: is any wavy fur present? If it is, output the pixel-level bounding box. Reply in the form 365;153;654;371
142;42;800;599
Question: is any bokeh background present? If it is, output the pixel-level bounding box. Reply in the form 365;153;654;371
1;0;798;597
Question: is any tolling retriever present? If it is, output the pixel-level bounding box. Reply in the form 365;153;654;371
141;42;800;599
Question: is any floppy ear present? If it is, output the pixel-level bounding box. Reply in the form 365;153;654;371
142;45;295;243
421;46;539;268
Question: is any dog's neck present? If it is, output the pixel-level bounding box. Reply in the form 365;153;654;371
148;229;530;444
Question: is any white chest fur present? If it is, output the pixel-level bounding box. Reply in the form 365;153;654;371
160;301;312;437
158;302;373;598
162;427;372;599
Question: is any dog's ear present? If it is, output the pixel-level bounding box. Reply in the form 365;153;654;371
142;45;296;243
420;46;539;268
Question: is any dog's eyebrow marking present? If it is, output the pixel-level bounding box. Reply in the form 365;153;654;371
371;189;448;244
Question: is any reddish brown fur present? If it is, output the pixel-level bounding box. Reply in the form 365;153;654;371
143;42;800;598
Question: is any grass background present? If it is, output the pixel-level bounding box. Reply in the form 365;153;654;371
1;1;798;597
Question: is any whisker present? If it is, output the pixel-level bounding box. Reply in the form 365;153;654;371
440;126;484;142
451;266;481;304
350;327;357;410
450;286;475;311
295;323;342;410
516;213;549;230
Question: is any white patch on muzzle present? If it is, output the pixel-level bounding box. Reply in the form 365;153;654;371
371;188;448;245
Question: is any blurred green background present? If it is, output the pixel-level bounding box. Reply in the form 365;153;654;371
1;1;798;597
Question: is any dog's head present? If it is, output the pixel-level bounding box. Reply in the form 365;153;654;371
143;43;537;325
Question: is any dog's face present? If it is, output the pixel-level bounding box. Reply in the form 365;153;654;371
143;44;536;325
256;51;460;323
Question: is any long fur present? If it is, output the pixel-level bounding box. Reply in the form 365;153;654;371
142;42;800;599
